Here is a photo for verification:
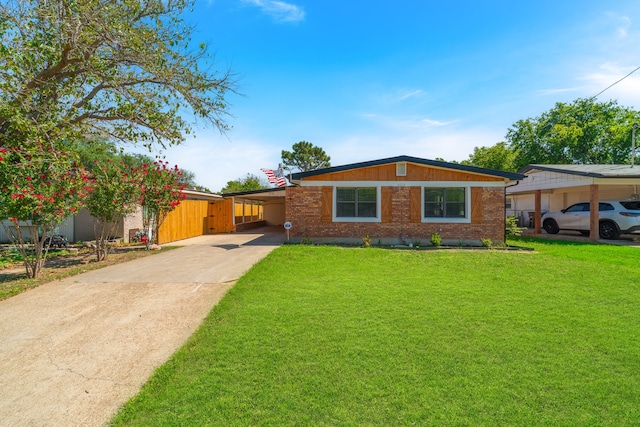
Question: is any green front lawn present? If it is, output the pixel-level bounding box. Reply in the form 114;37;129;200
112;239;640;426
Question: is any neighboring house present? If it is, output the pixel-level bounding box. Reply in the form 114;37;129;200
507;164;640;238
0;216;75;244
73;206;144;244
285;155;524;245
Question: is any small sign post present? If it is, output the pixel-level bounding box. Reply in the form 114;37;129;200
283;221;292;241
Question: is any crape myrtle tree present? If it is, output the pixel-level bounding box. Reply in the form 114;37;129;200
138;160;185;249
0;146;92;278
85;158;143;261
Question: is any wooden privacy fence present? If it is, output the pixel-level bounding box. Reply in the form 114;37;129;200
234;200;263;224
158;198;263;244
158;200;209;244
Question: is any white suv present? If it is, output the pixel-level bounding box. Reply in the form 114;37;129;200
542;200;640;239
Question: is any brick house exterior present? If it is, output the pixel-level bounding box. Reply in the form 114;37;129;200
286;156;524;245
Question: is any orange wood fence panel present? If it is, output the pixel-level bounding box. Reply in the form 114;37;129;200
208;199;234;233
158;200;209;244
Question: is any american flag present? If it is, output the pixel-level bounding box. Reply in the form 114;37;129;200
261;167;287;187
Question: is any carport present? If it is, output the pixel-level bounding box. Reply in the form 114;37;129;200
507;164;640;240
222;187;287;232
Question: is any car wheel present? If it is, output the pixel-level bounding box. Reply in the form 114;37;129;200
543;219;560;234
599;221;620;240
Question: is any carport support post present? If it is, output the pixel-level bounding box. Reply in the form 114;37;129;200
589;184;600;241
534;190;541;234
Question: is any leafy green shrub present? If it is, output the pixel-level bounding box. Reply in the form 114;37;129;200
362;234;371;247
506;215;526;238
430;232;442;247
481;238;493;248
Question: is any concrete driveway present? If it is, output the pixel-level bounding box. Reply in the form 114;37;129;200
0;230;283;426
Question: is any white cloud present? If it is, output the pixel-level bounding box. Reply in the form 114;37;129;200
242;0;305;23
374;88;428;105
536;63;640;109
125;133;281;193
395;89;426;102
537;87;581;96
606;12;632;39
322;118;502;167
358;113;456;130
578;63;640;107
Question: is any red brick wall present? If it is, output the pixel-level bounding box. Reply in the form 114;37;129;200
285;186;505;243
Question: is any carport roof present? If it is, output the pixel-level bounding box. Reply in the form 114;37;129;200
222;187;287;201
519;164;640;178
183;188;223;201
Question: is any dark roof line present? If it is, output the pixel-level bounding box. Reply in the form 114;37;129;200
291;155;524;180
222;186;289;197
518;164;640;178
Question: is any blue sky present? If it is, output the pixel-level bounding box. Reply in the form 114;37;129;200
138;0;640;192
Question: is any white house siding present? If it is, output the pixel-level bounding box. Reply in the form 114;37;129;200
74;207;143;243
122;206;144;243
514;170;594;193
507;171;639;226
508;185;639;217
0;216;74;244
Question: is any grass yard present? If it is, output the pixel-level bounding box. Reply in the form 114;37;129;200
112;239;640;426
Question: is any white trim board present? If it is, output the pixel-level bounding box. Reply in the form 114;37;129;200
300;180;505;188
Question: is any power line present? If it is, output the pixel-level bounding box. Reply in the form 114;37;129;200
590;66;640;100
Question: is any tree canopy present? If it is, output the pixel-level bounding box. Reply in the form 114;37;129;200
0;0;235;153
220;174;269;194
463;98;640;171
281;141;331;172
460;142;518;172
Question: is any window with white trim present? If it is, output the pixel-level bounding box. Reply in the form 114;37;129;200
424;187;466;218
336;187;377;218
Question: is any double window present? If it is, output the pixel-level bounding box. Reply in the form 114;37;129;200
424;187;466;219
336;187;377;218
331;185;471;223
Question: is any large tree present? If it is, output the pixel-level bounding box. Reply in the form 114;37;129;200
461;142;519;172
462;98;640;171
281;141;331;172
506;98;640;169
0;0;235;153
220;173;269;193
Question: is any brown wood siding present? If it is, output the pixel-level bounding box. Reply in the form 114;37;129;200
321;186;333;222
409;186;422;223
158;200;209;244
470;187;483;224
381;187;393;223
303;163;503;182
